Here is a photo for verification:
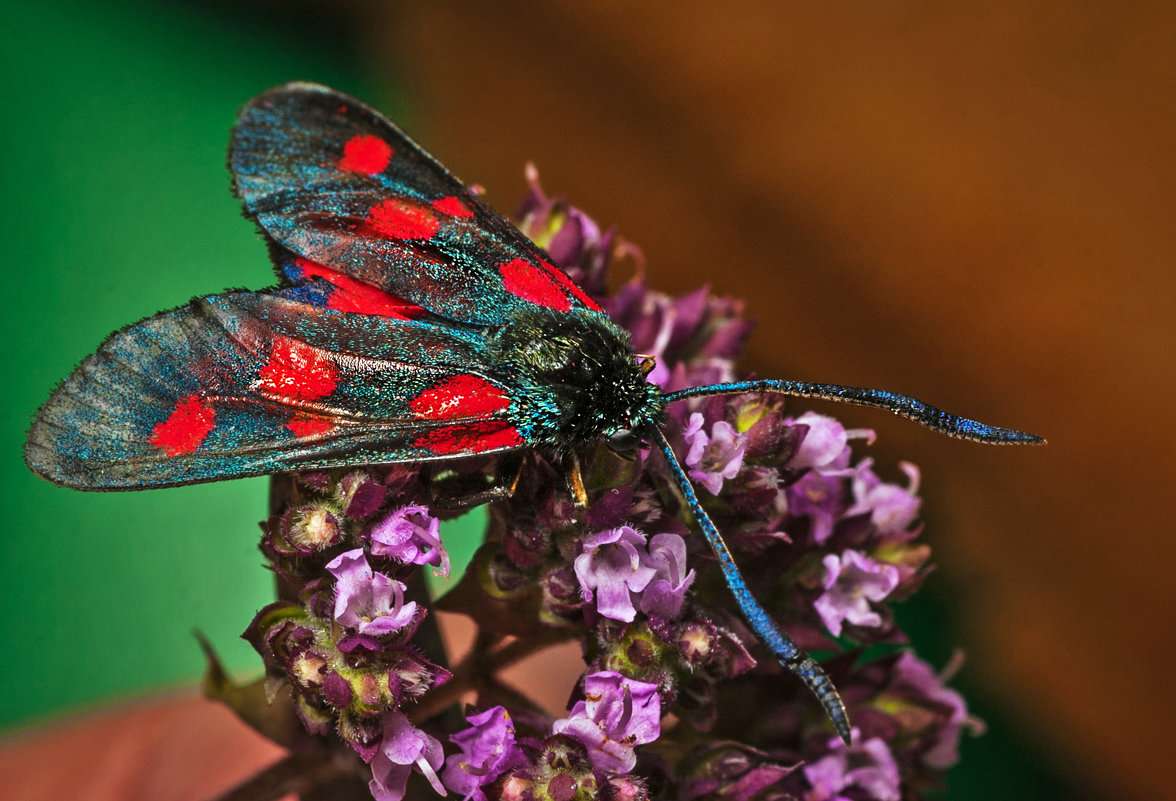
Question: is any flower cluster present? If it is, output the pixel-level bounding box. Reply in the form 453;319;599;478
245;472;455;799
228;171;980;801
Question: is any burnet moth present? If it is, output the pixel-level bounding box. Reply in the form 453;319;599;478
24;83;1043;742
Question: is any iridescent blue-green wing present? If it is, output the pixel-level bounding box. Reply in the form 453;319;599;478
231;82;603;325
25;291;530;490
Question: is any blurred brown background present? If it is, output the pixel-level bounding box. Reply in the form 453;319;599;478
364;3;1172;799
2;2;1171;800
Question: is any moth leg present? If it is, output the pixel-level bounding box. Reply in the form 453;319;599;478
426;485;512;511
567;454;588;510
422;455;524;511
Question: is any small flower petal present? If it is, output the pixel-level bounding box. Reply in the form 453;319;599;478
813;550;900;637
683;413;747;495
552;671;661;773
804;729;901;801
442;706;524;800
845;459;922;537
370;505;450;576
575;526;659;622
369;710;446;801
326;549;418;636
637;533;695;619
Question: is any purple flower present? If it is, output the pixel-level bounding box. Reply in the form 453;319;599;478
552;671;662;773
683;413;747;495
813;550;900;637
609;288;699;389
787;412;865;471
326;549;418;636
784;413;880;543
235;170;975;801
442;706;525;800
370;505;450;576
845;459;921;538
368;710;446;801
678;742;798;801
575;526;659;622
637;533;695;619
804;730;901;801
890;652;977;769
786;469;844;545
516;164;614;293
607;281;750;388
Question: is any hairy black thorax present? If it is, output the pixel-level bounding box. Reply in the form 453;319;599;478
487;307;665;452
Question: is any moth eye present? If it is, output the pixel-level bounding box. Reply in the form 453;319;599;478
636;354;657;376
606;427;639;457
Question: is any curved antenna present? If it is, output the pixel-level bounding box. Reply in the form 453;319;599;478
663;380;1045;445
651;428;852;743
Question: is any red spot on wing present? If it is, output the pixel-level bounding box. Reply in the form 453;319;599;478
256;338;339;401
150;396;215;456
498;258;571;311
413;421;524;455
366;198;440;240
286;415;335;437
337;134;394;174
431;195;474;218
294;258;426;319
408;375;511;420
537;258;602;311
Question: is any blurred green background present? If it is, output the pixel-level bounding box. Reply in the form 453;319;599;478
0;1;1091;799
0;0;486;730
0;0;364;725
